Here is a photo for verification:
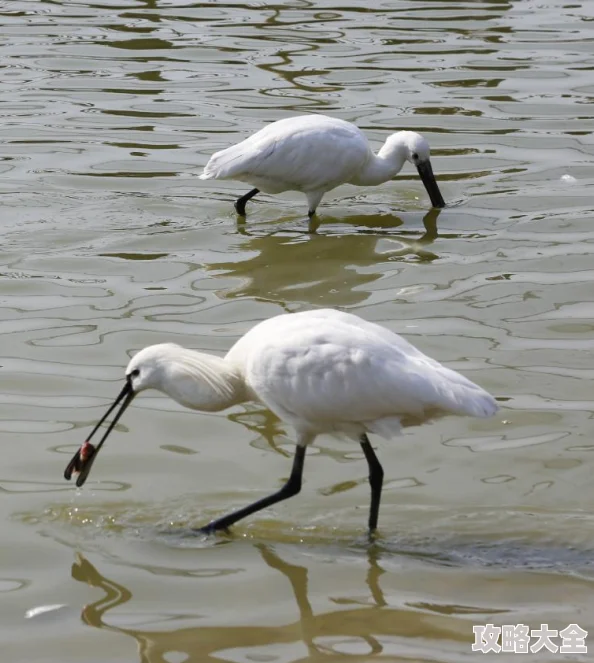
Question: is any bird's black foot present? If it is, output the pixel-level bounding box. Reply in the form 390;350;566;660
194;523;230;537
367;528;380;544
307;216;321;234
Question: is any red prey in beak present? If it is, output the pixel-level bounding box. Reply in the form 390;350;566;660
64;379;135;488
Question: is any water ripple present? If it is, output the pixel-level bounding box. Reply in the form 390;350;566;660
2;2;594;659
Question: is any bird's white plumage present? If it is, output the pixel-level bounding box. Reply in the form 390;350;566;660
70;309;498;533
128;309;497;445
201;115;371;194
226;309;497;439
199;114;443;214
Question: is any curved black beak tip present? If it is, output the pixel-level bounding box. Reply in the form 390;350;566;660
75;467;92;488
64;443;98;488
63;380;134;489
417;160;446;209
64;452;79;481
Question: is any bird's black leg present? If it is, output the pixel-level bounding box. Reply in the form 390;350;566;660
359;434;384;534
234;188;259;216
198;445;306;535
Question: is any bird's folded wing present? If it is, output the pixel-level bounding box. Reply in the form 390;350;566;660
245;323;496;435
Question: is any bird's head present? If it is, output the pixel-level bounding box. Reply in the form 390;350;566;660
63;343;243;488
125;343;180;394
397;131;432;168
62;344;182;488
387;131;445;208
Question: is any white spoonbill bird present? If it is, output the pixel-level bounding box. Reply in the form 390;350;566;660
65;309;496;535
200;114;446;217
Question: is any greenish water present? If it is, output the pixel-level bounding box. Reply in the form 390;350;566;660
1;1;594;661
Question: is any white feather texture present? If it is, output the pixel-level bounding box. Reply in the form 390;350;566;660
67;308;498;533
199;114;444;214
127;309;497;445
200;115;372;192
127;343;245;413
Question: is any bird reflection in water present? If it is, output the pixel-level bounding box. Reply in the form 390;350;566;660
214;208;443;311
70;541;462;662
236;207;440;243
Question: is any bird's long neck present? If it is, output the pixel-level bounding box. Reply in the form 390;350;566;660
350;141;407;186
164;351;247;413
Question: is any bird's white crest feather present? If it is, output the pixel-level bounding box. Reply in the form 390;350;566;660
128;343;244;413
127;310;496;442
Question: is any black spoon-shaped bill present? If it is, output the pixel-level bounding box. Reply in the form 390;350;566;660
64;380;135;488
417;159;445;209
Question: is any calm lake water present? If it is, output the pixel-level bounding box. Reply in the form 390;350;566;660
1;1;594;661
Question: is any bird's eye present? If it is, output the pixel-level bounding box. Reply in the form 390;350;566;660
128;369;140;380
412;152;419;161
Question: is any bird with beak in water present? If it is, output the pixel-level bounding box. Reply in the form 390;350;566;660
200;114;446;217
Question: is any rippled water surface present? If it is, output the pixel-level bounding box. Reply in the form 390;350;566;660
2;1;594;661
